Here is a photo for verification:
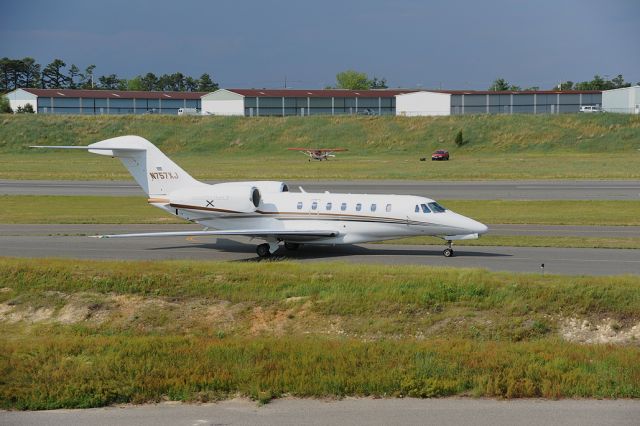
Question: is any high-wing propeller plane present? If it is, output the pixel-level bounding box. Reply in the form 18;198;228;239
33;136;487;257
287;147;347;161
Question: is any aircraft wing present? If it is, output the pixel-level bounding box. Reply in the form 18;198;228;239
91;229;339;240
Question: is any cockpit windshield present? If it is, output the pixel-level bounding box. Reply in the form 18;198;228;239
427;202;446;213
420;204;431;213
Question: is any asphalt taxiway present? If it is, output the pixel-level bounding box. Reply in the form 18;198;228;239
3;179;640;199
2;398;639;426
1;225;638;276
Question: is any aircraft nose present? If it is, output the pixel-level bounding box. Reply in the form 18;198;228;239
474;221;489;235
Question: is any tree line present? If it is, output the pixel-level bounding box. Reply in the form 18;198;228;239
333;70;388;90
489;75;637;91
0;57;219;93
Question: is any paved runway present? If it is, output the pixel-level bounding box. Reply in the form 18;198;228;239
3;223;640;238
3;179;640;199
2;398;639;426
2;225;639;276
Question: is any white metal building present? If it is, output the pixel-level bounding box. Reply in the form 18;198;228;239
4;88;204;114
201;88;414;116
201;89;245;115
395;92;452;116
396;90;602;116
602;86;640;114
5;89;38;112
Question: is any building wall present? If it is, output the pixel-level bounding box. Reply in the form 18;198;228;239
6;89;38;112
240;96;395;116
201;89;245;115
449;93;601;115
34;97;199;115
396;92;451;116
603;86;640;114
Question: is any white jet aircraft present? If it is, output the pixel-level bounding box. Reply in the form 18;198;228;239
33;136;488;258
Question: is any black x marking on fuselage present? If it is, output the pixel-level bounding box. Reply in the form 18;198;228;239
206;200;215;207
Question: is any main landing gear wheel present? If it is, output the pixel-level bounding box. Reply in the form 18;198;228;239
284;242;300;251
256;243;271;258
443;240;454;257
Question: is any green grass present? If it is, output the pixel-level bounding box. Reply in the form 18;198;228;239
3;195;640;226
2;335;638;409
4;152;640;181
2;114;640;180
1;258;639;408
0;195;179;224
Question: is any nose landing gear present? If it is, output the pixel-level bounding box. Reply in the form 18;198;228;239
443;240;454;257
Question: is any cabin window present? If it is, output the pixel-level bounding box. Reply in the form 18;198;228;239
371;203;377;212
386;204;392;212
428;202;446;213
421;204;431;213
326;202;332;210
297;202;303;210
341;202;347;211
356;203;362;212
415;205;420;213
311;201;318;210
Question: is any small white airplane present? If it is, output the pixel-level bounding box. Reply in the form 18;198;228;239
33;136;488;258
287;147;348;161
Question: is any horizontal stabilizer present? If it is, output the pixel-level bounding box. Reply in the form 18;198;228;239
91;229;339;240
30;145;145;151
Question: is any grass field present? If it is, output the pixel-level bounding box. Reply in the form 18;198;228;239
1;258;639;408
2;114;640;180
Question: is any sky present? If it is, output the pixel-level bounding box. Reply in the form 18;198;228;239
1;0;639;90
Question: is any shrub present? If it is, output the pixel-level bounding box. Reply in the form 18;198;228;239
15;103;35;114
454;129;467;147
0;96;12;114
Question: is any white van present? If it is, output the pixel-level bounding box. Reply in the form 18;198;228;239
579;105;602;113
178;108;200;116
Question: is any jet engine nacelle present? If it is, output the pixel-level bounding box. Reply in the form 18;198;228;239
169;182;261;213
245;181;289;194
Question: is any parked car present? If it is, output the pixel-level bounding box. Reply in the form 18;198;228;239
431;150;450;161
579;105;603;113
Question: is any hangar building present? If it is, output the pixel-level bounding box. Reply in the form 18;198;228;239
5;88;205;114
201;89;416;116
602;86;640;114
396;90;602;116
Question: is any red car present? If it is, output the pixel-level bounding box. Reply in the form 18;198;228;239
431;150;450;161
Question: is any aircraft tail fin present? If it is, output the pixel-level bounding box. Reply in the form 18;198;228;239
32;136;202;196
